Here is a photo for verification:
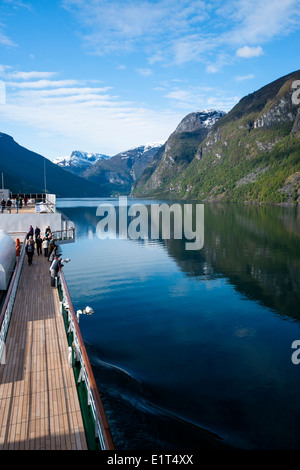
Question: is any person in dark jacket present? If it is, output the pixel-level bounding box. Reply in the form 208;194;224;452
1;198;5;213
35;226;41;240
36;235;42;255
25;240;34;265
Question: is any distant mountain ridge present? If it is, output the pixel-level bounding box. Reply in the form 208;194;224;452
2;69;299;204
53;150;110;176
132;70;300;205
0;133;105;197
54;142;163;195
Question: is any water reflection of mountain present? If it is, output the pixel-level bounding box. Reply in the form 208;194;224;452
60;201;300;320
164;203;300;320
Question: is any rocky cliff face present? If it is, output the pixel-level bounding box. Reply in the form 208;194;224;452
292;109;300;135
253;95;297;129
132;110;225;196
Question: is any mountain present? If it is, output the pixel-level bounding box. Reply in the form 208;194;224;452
53;150;110;176
0;133;106;197
82;142;163;195
132;70;300;205
131;110;226;196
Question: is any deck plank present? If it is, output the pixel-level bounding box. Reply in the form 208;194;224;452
0;250;88;450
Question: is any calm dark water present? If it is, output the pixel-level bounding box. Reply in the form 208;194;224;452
56;198;300;450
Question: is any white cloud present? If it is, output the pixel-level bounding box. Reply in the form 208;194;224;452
61;0;300;69
236;74;255;81
165;90;192;101
236;46;263;58
2;0;32;10
206;64;219;74
7;71;58;80
7;79;81;89
227;0;300;45
1;69;179;155
0;64;12;75
136;68;153;77
0;31;17;47
164;85;238;112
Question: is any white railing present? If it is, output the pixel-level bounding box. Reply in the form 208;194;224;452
0;239;26;364
52;228;75;243
58;268;114;450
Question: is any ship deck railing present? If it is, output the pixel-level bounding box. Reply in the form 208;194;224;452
52;228;75;244
0;236;114;450
57;269;114;450
0;236;26;365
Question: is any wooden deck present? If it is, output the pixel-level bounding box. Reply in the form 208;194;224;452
0;251;88;450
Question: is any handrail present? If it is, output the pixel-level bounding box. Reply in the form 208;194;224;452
58;268;114;450
52;228;75;242
0;236;26;363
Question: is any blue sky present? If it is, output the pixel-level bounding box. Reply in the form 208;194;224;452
0;0;299;160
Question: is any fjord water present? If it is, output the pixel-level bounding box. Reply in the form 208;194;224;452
57;199;300;450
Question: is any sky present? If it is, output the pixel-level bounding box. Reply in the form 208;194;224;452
0;0;299;160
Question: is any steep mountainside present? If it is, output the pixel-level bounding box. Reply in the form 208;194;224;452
0;133;105;197
83;143;162;195
133;70;300;205
53;150;110;176
131;110;226;196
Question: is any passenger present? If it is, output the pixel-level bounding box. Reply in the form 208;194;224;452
6;198;11;214
35;226;41;240
25;240;34;265
48;245;60;263
19;198;22;209
28;225;34;237
42;237;49;258
50;256;64;287
48;237;57;260
36;235;42;256
1;198;5;213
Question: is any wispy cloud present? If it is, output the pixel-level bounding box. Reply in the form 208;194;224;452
235;74;255;81
136;68;153;77
7;79;81;89
236;46;263;58
0;67;179;155
164;85;238;112
227;0;300;45
7;71;58;80
0;0;32;46
0;30;17;47
60;0;300;69
2;0;32;10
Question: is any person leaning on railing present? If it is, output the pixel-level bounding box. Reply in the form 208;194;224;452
6;198;11;214
1;198;5;213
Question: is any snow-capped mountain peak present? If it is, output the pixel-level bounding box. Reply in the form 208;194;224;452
175;109;226;134
53;150;110;175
